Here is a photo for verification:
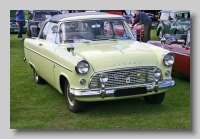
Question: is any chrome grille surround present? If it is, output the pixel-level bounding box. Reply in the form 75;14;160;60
89;66;162;89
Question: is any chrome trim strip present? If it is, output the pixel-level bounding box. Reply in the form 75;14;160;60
24;46;72;72
70;79;175;96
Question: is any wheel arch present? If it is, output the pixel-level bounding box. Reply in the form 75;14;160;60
59;74;69;95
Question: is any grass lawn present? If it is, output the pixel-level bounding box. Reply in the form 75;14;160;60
10;28;190;129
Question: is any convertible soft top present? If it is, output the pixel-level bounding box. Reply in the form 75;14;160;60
50;12;123;22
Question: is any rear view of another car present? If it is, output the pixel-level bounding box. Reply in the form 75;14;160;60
10;10;27;33
27;10;62;38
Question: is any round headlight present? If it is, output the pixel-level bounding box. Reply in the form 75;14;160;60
75;60;90;74
99;73;108;83
153;68;162;78
162;52;175;67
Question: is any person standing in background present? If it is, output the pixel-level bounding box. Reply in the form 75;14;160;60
15;10;25;40
132;10;152;42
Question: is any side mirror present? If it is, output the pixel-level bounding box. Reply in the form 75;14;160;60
67;44;75;56
177;39;185;44
177;39;185;48
67;44;74;52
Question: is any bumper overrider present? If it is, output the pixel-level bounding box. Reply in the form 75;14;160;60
69;78;175;99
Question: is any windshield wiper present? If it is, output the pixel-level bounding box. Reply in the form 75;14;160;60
92;38;110;41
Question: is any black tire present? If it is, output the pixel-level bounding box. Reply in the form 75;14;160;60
64;80;85;113
33;68;46;84
143;92;165;104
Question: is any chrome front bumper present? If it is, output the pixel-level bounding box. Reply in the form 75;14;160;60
69;79;175;98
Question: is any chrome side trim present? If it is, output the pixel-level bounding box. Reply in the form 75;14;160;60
24;46;72;72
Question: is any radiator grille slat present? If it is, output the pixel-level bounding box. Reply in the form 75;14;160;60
89;67;162;89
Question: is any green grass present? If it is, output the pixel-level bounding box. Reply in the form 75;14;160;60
10;29;190;129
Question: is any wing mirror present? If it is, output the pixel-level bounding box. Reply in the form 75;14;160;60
161;37;166;48
67;44;75;56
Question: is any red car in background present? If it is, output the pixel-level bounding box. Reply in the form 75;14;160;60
99;10;144;41
123;14;144;41
147;33;190;77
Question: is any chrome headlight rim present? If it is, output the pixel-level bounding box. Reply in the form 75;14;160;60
162;52;175;67
75;59;90;74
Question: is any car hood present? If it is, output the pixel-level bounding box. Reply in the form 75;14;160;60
72;40;159;72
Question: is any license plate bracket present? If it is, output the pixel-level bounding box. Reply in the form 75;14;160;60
114;87;147;97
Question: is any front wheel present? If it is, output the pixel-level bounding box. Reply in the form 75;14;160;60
143;92;165;104
64;81;85;113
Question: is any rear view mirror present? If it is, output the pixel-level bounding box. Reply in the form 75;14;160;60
91;24;100;28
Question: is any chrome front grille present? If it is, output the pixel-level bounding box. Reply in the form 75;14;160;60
89;67;162;89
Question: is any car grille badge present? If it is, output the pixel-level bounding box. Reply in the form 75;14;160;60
125;72;131;83
136;73;142;79
114;75;119;80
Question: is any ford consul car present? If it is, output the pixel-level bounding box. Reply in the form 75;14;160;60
24;12;176;113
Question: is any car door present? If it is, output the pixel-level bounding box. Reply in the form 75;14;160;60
36;22;59;87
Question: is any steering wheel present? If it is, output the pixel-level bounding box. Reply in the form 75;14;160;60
67;35;84;40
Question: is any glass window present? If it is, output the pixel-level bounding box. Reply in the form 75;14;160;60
160;12;169;20
40;22;49;40
46;22;57;43
59;19;134;43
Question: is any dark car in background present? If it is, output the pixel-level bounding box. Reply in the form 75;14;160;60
10;10;27;33
156;10;190;38
27;10;62;37
146;13;158;27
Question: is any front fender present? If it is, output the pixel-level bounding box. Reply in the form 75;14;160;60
156;24;163;36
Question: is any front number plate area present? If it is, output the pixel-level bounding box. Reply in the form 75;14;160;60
114;87;147;97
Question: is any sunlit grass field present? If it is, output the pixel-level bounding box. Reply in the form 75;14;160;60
10;25;190;129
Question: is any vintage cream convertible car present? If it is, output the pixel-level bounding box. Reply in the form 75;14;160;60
24;12;176;113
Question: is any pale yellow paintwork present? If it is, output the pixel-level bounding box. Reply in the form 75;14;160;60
24;13;174;102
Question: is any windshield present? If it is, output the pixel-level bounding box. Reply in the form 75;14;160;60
176;12;190;21
34;11;60;21
59;19;135;43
